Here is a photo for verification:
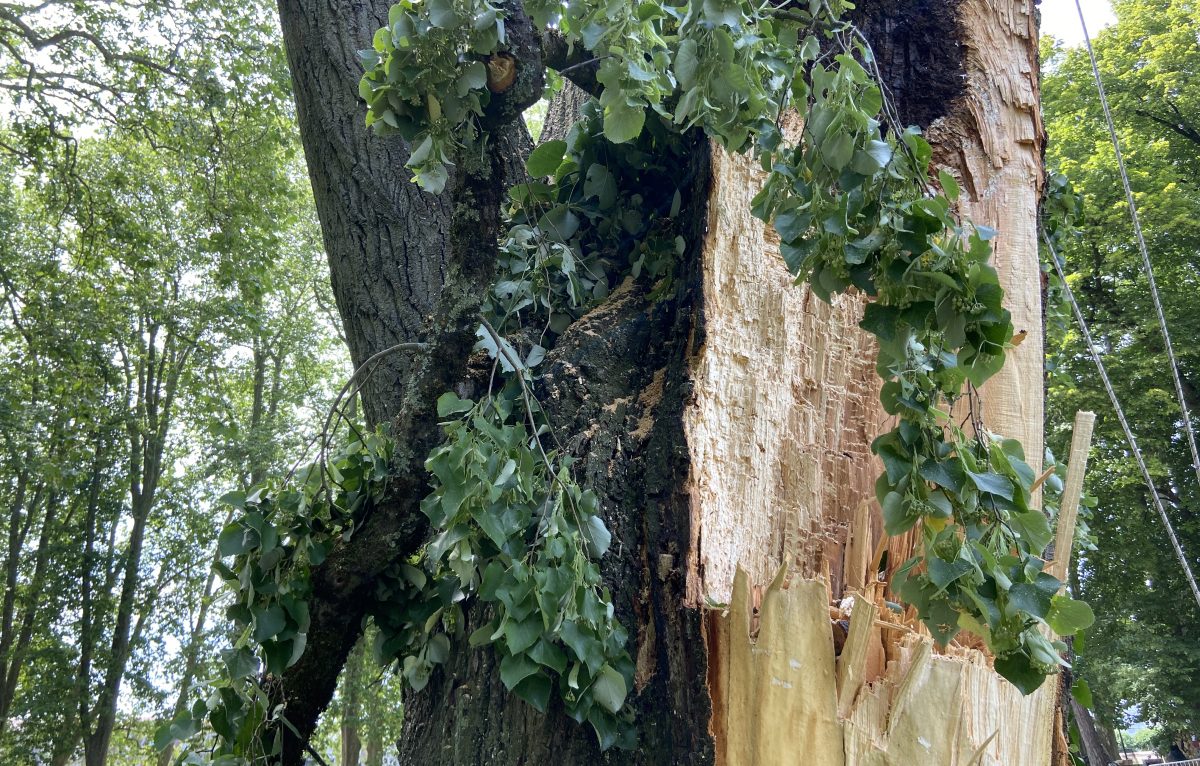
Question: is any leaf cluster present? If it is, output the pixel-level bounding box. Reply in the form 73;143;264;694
360;0;509;191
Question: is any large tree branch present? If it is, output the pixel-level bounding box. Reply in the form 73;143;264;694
0;7;181;78
1133;104;1200;147
540;29;602;96
272;1;543;761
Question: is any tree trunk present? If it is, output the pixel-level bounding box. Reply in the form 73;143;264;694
339;637;365;766
274;2;540;759
83;326;188;766
1072;699;1120;766
280;1;1060;764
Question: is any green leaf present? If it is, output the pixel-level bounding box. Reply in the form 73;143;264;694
469;622;496;647
1007;573;1059;620
154;713;199;752
288;633;308;667
408;134;435;167
262;638;294;675
526;140;568;177
513;672;553;712
1010;510;1055;552
968;470;1015;500
882;491;917;535
938;169;960;202
217;522;250;557
560;619;602;674
528;638;569;674
504;615;544;655
604;102;646;144
538;205;580;242
919;459;965;493
252;604;287;642
426;0;458;28
820;131;855;172
674;40;700;89
863;139;894;171
774;210;813;243
1070;677;1094;709
499;652;541;690
1046;595;1095;635
928;556;974;591
403;655;433;691
473;503;512;549
591;664;628;713
222;647;259;680
437;391;475;417
458;61;488;94
219;490;247;510
427;632;451;664
584;164;618;209
581;515;612;558
994;652;1047;695
920;597;962;645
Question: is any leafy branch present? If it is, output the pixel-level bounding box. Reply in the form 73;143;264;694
169;0;1095;760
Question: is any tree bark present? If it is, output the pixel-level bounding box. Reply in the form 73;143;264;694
339;638;365;766
396;125;716;764
274;1;540;760
278;1;1058;764
1071;699;1120;766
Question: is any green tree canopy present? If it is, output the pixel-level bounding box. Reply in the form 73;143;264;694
1042;0;1200;746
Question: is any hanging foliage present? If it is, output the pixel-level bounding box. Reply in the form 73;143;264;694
170;0;1095;759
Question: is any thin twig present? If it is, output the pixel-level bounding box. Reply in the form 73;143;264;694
283;341;427;483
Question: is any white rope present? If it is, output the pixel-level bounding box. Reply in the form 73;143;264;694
1073;0;1200;497
1045;233;1200;610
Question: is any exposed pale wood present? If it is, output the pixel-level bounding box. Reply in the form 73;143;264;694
837;596;877;718
1047;412;1096;583
712;578;1070;765
693;2;1058;763
844;501;872;593
709;570;846;766
685;148;886;606
935;0;1045;468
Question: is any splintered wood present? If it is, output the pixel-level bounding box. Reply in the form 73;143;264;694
689;1;1064;763
684;145;885;606
706;570;1076;766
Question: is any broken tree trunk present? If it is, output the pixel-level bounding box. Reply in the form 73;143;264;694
398;1;1061;763
697;2;1070;764
280;0;1069;762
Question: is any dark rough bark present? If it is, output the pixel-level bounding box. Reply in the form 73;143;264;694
539;81;591;145
276;0;451;429
275;1;540;761
397;124;715;766
848;0;967;130
1071;698;1119;766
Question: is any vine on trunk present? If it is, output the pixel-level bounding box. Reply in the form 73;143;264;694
165;0;1095;761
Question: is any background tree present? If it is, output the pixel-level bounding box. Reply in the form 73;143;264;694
0;1;349;762
1042;0;1200;751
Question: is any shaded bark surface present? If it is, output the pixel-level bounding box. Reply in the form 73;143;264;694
848;0;967;130
1072;699;1119;766
276;0;451;429
276;0;541;761
397;126;716;766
